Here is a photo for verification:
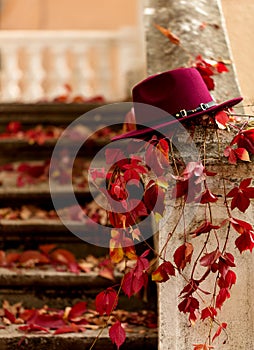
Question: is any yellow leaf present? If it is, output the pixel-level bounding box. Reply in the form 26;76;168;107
125;245;137;260
154;212;162;223
151;270;164;282
110;246;124;264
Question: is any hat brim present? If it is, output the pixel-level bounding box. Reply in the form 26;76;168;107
112;97;243;141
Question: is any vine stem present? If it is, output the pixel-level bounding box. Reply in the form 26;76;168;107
190;123;217;280
159;138;186;259
159;200;186;259
88;260;125;350
215;128;233;253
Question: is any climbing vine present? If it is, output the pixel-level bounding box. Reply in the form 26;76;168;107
90;25;254;349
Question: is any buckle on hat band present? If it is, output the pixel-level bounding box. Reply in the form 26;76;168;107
175;101;217;118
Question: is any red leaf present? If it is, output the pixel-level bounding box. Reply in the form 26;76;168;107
17;163;31;172
105;148;125;166
224;146;250;164
98;258;115;281
239;177;253;189
110;235;124;264
50;248;76;265
190;221;220;237
152;261;175;283
19;309;37;322
4;308;16;323
224;270;236;288
39;244;56;255
212;322;227;342
231;128;254;154
0;251;6;266
178;296;199;324
204;168;217;177
215;111;229;129
179;280;199;297
234;148;250;162
6;121;22;133
145;141;168;176
144;179;166;215
227;178;254;212
18;323;50;333
230;217;253;234
68;302;87;321
197;189;218;204
109;320;126;349
54;324;82;334
216;62;229;73
200;73;215;90
195;63;215;90
18;250;50;265
0;163;14;172
144;180;158;212
123;169;140;182
235;231;254;253
222;252;235;267
122;268;148;298
140;249;150;259
193;345;214;350
6;252;21;265
173;243;193;270
215;288;230;309
28;313;66;329
224;146;237;164
95;287;118;316
201;307;217;321
200;249;221;267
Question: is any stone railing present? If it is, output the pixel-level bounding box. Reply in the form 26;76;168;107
0;28;145;103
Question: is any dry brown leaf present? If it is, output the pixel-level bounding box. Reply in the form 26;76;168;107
154;23;180;45
84;324;100;330
99;267;115;281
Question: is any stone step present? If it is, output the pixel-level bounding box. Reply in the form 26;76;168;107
0;138;109;163
0;103;130;126
0;324;157;350
0;268;121;308
0;189;93;209
0;268;121;289
0;219;110;248
0;102;158;349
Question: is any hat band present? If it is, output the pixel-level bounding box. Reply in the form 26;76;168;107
174;101;217;118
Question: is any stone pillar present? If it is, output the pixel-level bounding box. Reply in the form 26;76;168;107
144;0;241;102
143;1;254;349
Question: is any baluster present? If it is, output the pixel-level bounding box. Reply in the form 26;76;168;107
71;46;94;99
22;46;45;102
95;42;113;101
117;27;145;101
46;46;70;100
0;46;22;102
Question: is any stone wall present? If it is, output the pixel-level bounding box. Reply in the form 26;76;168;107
143;0;254;349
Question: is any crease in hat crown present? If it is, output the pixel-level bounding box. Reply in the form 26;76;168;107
112;67;243;140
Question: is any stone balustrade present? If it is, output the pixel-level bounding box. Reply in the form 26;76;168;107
0;28;145;102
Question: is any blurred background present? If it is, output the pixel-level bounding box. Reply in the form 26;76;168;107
0;0;253;105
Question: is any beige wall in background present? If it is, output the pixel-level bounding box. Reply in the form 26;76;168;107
221;0;254;106
0;0;253;102
0;0;138;29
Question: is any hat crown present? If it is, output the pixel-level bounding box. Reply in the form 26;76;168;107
132;67;213;124
111;67;242;140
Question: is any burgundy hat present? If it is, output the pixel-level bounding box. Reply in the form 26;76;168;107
113;67;242;140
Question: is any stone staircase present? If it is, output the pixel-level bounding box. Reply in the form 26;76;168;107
0;103;158;350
